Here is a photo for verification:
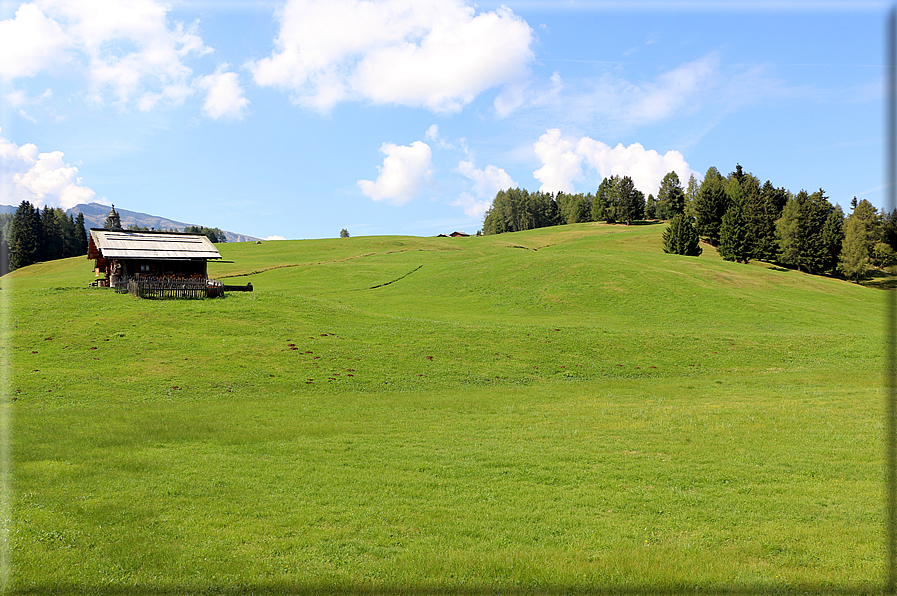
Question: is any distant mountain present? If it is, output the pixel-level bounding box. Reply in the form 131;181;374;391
64;203;259;243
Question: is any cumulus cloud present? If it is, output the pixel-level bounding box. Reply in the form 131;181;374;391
249;0;533;113
195;64;249;120
0;3;69;80
0;129;97;210
455;159;516;217
532;128;693;197
0;0;217;113
357;141;433;206
532;129;582;194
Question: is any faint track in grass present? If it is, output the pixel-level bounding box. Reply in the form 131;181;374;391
216;247;455;279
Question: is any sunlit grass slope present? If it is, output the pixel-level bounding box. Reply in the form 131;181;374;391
5;222;885;593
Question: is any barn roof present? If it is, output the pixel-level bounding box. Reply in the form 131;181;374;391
88;229;222;261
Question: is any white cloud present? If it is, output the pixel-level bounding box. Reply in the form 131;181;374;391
249;0;533;113
532;128;693;197
357;141;433;206
424;124;455;150
5;88;53;122
195;64;249;120
262;235;286;241
0;128;97;210
532;129;583;194
0;0;216;113
0;3;69;80
623;54;718;124
456;159;516;217
521;53;755;141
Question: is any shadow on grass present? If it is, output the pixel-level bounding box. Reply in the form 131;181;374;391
10;584;881;596
859;268;897;289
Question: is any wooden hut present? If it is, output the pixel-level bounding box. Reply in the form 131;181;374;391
87;228;223;296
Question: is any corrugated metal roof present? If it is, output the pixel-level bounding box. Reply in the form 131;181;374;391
90;229;222;260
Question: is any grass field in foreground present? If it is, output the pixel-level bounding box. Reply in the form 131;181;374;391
3;222;887;593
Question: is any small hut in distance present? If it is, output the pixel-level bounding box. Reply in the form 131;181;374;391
87;205;232;298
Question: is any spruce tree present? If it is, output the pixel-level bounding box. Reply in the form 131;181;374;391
693;166;728;245
75;212;89;254
747;180;787;261
60;213;79;258
0;233;7;277
662;213;702;256
9;201;40;271
593;176;620;223
657;171;686;218
718;202;752;263
881;208;897;251
616;176;644;224
776;189;832;274
40;206;63;262
821;205;845;274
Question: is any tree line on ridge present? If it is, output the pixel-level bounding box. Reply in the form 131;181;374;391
482;165;896;282
0;201;89;275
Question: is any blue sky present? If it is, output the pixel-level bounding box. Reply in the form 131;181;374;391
0;0;888;240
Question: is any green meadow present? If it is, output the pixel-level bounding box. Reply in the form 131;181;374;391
3;222;887;594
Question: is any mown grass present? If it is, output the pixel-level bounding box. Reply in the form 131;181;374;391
3;222;887;594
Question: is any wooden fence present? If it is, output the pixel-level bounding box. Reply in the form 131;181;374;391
124;277;224;299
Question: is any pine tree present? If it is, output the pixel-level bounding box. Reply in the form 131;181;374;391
662;213;702;256
718;201;752;263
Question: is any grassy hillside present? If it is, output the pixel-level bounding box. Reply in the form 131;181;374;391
3;222;885;593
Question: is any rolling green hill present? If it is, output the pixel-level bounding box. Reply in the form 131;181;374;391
3;222;885;593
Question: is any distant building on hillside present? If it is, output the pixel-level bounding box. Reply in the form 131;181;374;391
87;228;225;297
